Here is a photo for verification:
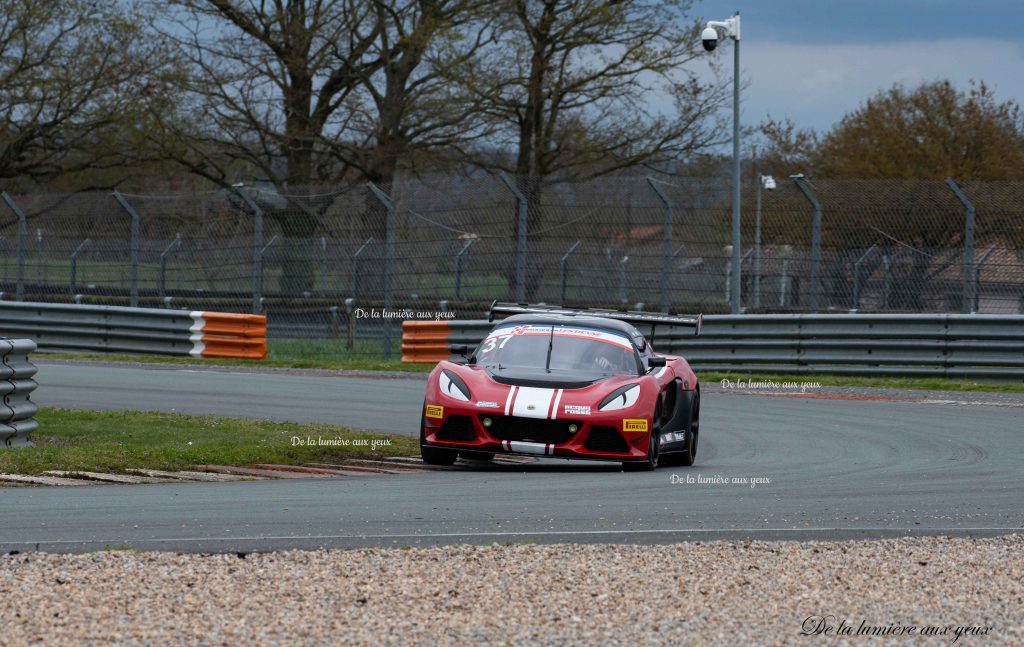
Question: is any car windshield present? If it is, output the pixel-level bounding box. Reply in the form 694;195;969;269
474;324;638;377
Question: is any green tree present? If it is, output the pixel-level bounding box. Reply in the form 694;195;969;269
753;116;817;180
753;81;1024;311
817;80;1024;180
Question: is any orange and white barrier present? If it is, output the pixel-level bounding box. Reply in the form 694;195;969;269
401;321;451;363
189;312;267;359
0;301;267;360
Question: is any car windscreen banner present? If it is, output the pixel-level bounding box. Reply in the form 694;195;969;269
482;324;633;350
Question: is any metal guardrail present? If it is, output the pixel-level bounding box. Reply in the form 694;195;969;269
0;302;268;359
403;314;1024;379
1;338;38;447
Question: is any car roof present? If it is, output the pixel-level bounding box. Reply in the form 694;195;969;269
494;313;643;338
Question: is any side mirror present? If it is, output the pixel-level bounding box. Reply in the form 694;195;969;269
449;344;469;356
647;356;666;368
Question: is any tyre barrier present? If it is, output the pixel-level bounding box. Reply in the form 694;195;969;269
401;321;454;363
0;338;38;447
0;302;267;359
401;314;1024;379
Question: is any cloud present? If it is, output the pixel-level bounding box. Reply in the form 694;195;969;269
742;38;1024;131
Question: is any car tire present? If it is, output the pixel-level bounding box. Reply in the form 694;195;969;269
659;389;699;467
420;407;458;466
422;444;458;466
623;403;660;472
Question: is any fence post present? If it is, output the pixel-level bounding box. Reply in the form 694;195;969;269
70;238;91;295
345;298;356;351
792;176;823;313
852;244;878;310
0;193;26;301
454;239;476;300
498;172;527;302
945;178;975;314
350;237;374;299
779;245;791;307
882;253;892;310
260;235;280;297
368;183;395;360
560;240;581;305
329;305;340;338
232;186;265;314
646;177;673;313
112;192;140;307
159;234;182;301
974;245;996;313
618;256;629;304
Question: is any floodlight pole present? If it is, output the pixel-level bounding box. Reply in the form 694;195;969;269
704;12;742;313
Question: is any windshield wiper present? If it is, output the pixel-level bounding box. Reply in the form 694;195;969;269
545;324;554;373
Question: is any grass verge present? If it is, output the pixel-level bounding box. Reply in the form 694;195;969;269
42;338;432;373
0;408;419;476
698;372;1024;393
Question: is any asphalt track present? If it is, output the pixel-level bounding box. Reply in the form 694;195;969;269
1;361;1021;552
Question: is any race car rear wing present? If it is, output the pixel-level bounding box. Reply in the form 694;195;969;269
487;301;702;337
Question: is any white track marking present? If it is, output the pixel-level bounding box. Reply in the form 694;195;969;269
12;527;1022;548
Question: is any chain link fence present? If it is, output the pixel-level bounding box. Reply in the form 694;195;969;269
1;175;1022;358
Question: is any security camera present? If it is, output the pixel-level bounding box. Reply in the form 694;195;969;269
701;26;718;51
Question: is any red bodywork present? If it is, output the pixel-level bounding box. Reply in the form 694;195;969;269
422;353;698;463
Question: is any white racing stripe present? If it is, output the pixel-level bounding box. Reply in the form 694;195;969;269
550;389;563;419
504;386;518;415
512;387;557;419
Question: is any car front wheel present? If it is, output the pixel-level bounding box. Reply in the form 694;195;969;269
420;408;457;466
623;405;660;471
659;389;698;467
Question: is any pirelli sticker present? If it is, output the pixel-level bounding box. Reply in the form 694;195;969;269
622;418;648;433
425;404;444;419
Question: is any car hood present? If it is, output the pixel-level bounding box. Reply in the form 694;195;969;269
484;366;612;389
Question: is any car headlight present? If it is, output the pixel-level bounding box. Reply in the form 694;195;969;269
598;384;640;411
440;369;471;401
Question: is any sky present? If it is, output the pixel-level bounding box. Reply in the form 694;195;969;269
691;0;1024;134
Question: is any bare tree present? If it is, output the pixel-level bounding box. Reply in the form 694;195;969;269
336;0;499;184
153;1;501;290
154;1;496;185
0;0;173;190
463;0;727;180
153;0;383;187
451;0;728;296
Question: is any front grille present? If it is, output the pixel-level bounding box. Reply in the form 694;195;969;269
584;426;630;453
437;415;476;441
482;415;579;445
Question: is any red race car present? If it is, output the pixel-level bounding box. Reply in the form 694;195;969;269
420;303;702;470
